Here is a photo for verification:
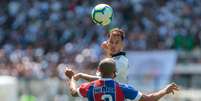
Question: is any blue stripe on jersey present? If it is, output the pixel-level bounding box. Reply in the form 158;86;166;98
104;80;116;101
87;83;95;101
119;84;139;100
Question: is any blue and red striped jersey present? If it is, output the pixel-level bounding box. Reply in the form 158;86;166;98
77;78;142;101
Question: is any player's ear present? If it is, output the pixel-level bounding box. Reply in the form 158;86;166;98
112;72;116;79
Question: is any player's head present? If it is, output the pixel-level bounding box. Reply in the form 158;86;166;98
98;58;116;79
107;28;125;55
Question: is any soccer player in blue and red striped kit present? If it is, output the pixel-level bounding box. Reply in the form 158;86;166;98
65;58;179;101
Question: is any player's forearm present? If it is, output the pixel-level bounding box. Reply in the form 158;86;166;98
139;89;167;101
147;89;167;101
140;83;179;101
140;89;167;101
79;73;99;81
69;77;78;97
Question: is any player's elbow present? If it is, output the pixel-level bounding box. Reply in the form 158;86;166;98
71;92;77;97
70;89;78;97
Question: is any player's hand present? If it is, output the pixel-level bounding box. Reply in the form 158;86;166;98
101;41;108;49
65;68;75;79
101;41;110;54
73;73;82;81
164;83;179;95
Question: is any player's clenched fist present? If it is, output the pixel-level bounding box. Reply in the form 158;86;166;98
65;68;75;79
164;83;179;95
101;41;110;56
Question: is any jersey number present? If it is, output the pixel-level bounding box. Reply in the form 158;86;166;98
101;94;113;101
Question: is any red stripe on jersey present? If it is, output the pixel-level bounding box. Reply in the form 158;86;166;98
94;80;104;87
115;83;125;101
94;93;104;101
79;82;91;97
93;80;104;101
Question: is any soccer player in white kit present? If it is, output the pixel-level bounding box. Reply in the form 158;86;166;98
72;28;129;83
99;28;128;83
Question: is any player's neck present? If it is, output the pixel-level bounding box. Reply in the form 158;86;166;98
111;51;125;57
101;75;113;79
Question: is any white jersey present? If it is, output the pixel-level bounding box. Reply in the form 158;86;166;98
96;52;129;83
112;52;128;83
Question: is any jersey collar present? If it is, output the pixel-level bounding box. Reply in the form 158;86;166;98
112;52;126;57
99;78;113;80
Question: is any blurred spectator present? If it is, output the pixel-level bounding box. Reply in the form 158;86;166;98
0;0;201;79
1;1;201;101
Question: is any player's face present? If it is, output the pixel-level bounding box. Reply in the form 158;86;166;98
107;34;123;55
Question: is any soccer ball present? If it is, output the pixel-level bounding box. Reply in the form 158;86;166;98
91;4;113;26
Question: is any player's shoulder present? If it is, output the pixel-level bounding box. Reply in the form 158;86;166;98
112;52;128;69
92;79;106;86
118;83;141;98
115;82;142;100
80;79;99;88
80;82;94;88
112;51;126;58
79;80;96;93
112;51;128;61
118;83;134;89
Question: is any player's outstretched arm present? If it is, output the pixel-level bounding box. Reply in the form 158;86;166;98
139;83;179;101
64;67;99;82
65;68;79;97
74;73;99;82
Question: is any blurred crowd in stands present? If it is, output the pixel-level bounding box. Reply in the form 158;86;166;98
0;0;201;79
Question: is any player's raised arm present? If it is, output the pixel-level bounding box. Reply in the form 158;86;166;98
122;83;179;101
65;68;79;97
139;83;179;101
64;67;99;82
69;76;79;97
73;73;99;82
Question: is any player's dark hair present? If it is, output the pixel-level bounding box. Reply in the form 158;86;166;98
98;58;116;76
108;28;125;40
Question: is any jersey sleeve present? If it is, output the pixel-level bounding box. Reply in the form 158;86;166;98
120;84;142;101
77;82;91;97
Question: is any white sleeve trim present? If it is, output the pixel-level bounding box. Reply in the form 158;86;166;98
133;92;142;101
77;87;84;98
